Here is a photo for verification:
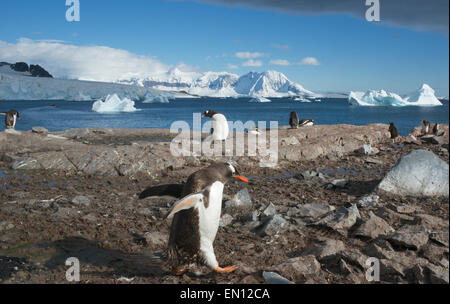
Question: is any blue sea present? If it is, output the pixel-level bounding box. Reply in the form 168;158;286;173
1;98;448;136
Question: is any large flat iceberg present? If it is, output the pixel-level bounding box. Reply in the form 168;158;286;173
349;84;443;107
92;94;139;113
249;96;271;103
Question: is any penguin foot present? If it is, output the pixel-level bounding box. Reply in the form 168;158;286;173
213;265;238;274
172;266;186;276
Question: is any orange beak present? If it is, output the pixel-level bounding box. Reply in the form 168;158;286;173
235;175;248;183
201;114;205;118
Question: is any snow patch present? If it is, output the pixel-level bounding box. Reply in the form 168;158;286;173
92;94;139;113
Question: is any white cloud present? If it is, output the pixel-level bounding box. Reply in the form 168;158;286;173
271;43;289;50
299;57;321;66
235;51;265;59
0;38;192;82
270;59;290;66
227;63;239;69
242;59;262;67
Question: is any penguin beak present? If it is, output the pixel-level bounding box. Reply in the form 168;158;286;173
201;114;206;118
235;176;248;183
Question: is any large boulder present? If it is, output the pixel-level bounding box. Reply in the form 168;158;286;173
377;149;449;198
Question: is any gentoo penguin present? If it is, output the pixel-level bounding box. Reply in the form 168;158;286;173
289;112;299;129
202;110;229;141
140;162;248;275
299;119;315;127
388;122;399;143
422;120;430;135
0;110;20;129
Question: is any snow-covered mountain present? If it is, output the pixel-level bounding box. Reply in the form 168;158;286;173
119;70;314;98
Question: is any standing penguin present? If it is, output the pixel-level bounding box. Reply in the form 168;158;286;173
202;110;229;141
422;120;431;135
0;110;20;130
140;162;248;275
289;112;299;129
389;122;399;143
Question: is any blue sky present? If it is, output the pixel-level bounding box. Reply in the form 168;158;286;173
0;0;448;96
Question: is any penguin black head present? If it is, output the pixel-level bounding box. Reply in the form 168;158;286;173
422;120;430;126
9;110;20;120
208;162;248;182
389;122;395;126
202;110;218;118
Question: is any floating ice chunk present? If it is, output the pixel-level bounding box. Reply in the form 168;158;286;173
142;92;171;103
349;84;442;107
249;96;271;102
403;84;443;106
92;94;139;113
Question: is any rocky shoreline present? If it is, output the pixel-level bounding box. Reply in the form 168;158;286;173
0;123;448;284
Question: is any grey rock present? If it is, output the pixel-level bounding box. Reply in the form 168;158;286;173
296;203;335;219
81;214;97;222
315;204;360;235
429;231;449;247
378;149;449;198
355;144;380;155
425;264;449;284
31;127;48;134
225;188;252;208
241;210;259;222
353;212;394;239
62;128;90;139
280;136;300;146
137;208;152;216
421;135;445;145
219;214;233;227
388;225;429;250
262;271;294;284
262;203;277;216
374;206;415;225
274;255;321;282
51;207;79;220
71;195;91;206
303;239;345;259
363;240;395;260
419;243;448;264
255;214;288;236
356;194;379;208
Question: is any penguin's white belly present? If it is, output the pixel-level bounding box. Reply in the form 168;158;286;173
211;114;229;141
198;182;224;242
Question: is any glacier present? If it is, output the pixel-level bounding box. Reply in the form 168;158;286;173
0;65;160;101
349;84;443;107
92;94;139;113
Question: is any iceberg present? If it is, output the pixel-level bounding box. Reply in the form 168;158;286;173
92;94;139;113
403;84;443;106
348;84;443;107
142;92;171;103
249;96;271;102
293;96;312;102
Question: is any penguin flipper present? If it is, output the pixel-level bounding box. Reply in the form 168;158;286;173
165;193;203;219
139;184;184;199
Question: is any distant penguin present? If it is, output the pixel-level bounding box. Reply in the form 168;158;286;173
299;119;315;127
0;110;20;130
202;110;229;141
422;120;430;135
140;162;248;275
289;112;299;129
432;123;440;135
389;122;399;142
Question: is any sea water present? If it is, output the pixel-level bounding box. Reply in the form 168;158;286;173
1;98;448;136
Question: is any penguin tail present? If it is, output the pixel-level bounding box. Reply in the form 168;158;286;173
138;184;184;199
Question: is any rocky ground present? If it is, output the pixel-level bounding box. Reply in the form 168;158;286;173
0;124;448;284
